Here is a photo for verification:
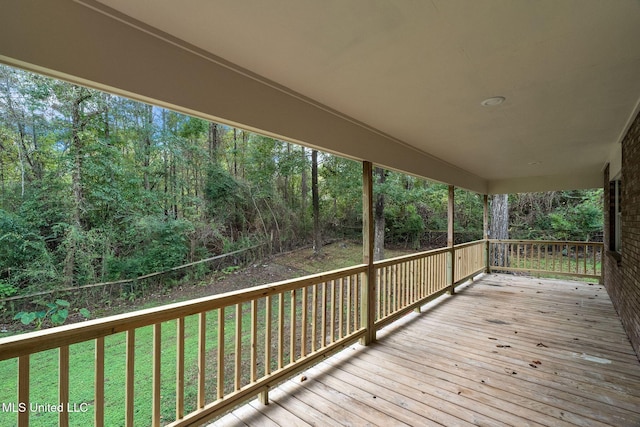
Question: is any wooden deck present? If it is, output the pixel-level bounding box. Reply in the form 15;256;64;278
211;273;640;427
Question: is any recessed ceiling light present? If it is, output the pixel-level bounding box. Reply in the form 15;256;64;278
481;96;505;106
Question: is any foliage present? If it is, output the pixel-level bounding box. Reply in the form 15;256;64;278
107;216;193;279
13;299;90;329
510;190;603;241
0;209;56;290
0;280;17;298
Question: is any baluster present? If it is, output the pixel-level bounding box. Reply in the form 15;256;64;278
95;337;104;427
198;313;206;408
176;317;185;419
217;307;225;400
125;330;135;427
152;324;161;426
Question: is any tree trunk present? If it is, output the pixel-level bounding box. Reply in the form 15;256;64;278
374;167;386;261
208;122;219;160
64;87;92;286
143;104;153;192
490;193;509;267
312;150;322;256
300;147;308;232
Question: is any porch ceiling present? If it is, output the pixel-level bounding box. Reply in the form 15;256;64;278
2;1;640;193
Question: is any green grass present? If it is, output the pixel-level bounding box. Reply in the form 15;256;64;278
281;241;410;274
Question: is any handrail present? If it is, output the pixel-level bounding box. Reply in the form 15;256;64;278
489;239;603;279
489;239;603;244
0;264;367;361
373;246;449;268
453;238;487;249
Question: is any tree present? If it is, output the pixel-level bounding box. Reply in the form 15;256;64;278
311;150;322;256
491;194;509;266
373;167;387;261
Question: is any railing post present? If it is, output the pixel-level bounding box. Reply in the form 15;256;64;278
447;185;455;294
361;161;376;345
484;194;490;273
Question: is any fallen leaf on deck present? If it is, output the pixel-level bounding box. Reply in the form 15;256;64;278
536;343;548;347
529;363;538;368
496;345;511;348
532;360;541;364
488;337;497;340
300;375;307;382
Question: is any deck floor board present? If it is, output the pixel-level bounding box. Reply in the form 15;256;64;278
211;274;640;427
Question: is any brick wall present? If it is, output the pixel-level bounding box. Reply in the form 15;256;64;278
604;110;640;359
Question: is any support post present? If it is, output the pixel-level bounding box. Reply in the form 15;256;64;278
258;386;269;405
361;161;376;345
447;185;455;294
484;194;490;273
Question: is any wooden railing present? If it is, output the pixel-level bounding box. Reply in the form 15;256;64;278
0;265;367;427
489;240;603;280
371;240;487;331
373;247;449;330
454;240;487;283
4;238;604;425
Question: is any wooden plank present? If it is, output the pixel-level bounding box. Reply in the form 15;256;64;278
278;378;375;426
329;280;335;343
250;300;257;382
311;286;317;353
278;292;284;369
59;345;69;427
125;330;135;427
320;283;327;348
264;295;272;375
265;382;347;427
220;401;279;427
300;362;415;427
152;324;161;426
323;352;494;426
301;286;307;356
214;404;278;427
365;342;588;427
361;160;375;344
235;304;242;391
176;317;185;419
346;276;352;334
249;393;312;427
338;278;344;339
198;313;206;408
217;307;224;400
18;355;29;427
290;289;297;364
381;330;636;425
95;337;104;427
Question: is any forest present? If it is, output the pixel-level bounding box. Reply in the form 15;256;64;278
0;64;603;304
